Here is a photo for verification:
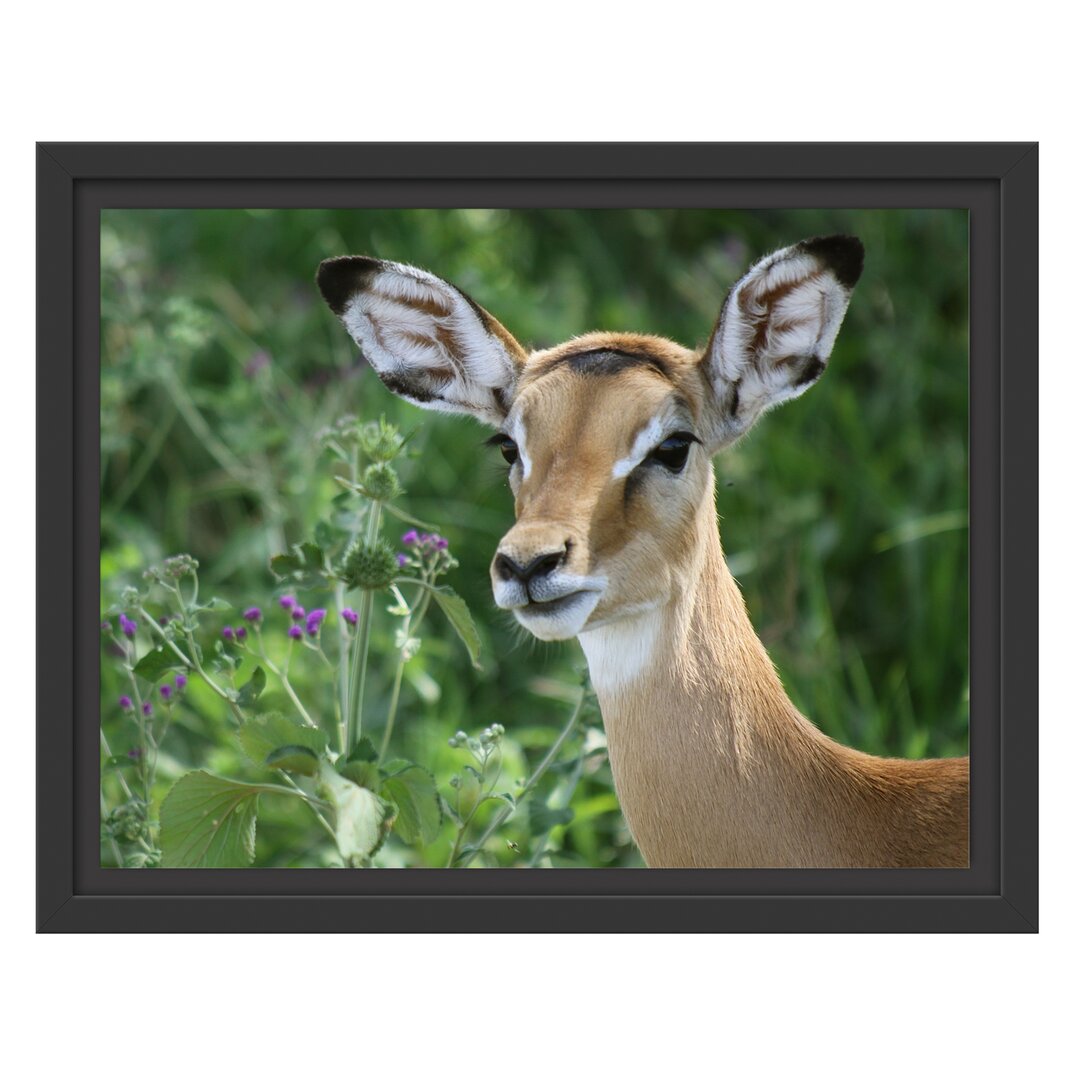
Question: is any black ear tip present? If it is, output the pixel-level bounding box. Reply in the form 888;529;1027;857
799;235;865;289
316;255;383;315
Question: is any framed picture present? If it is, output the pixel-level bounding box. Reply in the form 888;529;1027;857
38;142;1037;932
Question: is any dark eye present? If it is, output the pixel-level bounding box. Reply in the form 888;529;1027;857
649;432;696;473
493;436;519;466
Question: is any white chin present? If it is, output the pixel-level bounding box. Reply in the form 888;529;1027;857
512;592;600;641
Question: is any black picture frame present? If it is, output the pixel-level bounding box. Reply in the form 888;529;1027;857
37;142;1038;933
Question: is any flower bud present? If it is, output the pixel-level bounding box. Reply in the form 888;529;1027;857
358;417;404;462
163;553;199;579
362;462;402;502
339;538;398;591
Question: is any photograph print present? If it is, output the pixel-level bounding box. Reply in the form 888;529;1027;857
98;207;969;869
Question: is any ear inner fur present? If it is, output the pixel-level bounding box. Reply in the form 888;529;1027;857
316;256;526;425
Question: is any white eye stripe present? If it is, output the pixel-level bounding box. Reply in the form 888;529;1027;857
510;414;532;479
611;415;667;479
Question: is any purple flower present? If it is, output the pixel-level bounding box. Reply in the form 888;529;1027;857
119;613;138;638
119;695;133;711
341;608;358;626
142;702;153;717
434;536;449;551
235;626;248;641
127;747;143;761
222;626;234;641
291;606;306;621
396;553;408;567
174;673;188;691
243;606;262;622
287;625;303;639
280;595;296;610
160;684;172;701
401;529;419;546
101;619;111;633
305;609;327;636
419;533;432;546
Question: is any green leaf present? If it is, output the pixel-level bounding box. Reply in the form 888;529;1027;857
338;760;380;791
298;540;324;568
383;766;442;845
270;541;328;588
426;585;482;669
237;666;266;709
456;767;482;818
317;762;393;865
347;736;378;764
270;551;302;578
238;712;327;769
265;744;320;777
191;596;232;612
132;646;184;682
159;771;270;867
381;502;437;531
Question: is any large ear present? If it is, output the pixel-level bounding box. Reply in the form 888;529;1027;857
316;256;527;426
699;235;864;449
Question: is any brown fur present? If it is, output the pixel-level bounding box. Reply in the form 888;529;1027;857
511;338;968;867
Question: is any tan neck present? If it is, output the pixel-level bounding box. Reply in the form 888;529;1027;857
578;485;969;868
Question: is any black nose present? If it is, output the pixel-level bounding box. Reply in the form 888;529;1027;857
495;545;567;586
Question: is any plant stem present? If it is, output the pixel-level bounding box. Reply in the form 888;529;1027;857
117;649;152;809
139;599;239;718
446;814;474;869
99;729;155;855
345;500;382;754
377;589;432;765
161;370;254;484
277;773;337;841
454;691;585;869
100;729;135;801
161;370;287;555
251;632;318;729
527;748;586;867
109;404;177;512
333;583;350;755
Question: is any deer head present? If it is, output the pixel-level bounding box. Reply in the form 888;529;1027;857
317;236;864;644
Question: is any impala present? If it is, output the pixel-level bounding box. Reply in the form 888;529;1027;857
316;235;969;868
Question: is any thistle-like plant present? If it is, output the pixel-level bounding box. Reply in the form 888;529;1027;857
101;415;592;869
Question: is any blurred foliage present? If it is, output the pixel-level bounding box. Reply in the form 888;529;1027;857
100;207;968;867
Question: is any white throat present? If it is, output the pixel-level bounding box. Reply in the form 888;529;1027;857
578;608;663;697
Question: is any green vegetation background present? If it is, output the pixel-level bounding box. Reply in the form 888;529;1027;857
100;208;968;868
